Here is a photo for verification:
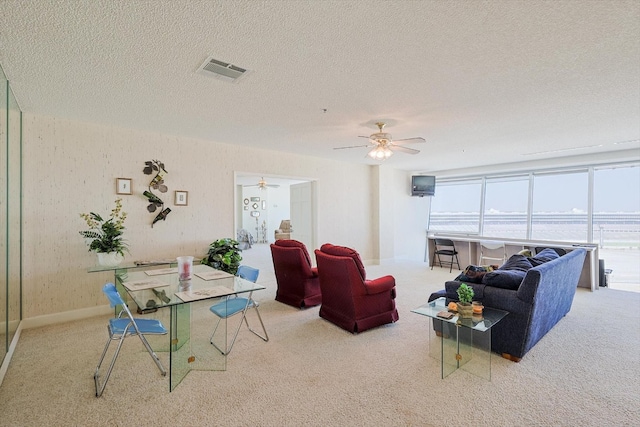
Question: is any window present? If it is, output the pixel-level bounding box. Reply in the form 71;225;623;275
593;166;640;247
428;180;482;233
593;165;640;292
483;175;529;239
531;171;588;242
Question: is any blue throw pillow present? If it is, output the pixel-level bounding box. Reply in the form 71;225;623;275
498;254;533;272
528;248;561;266
482;269;526;290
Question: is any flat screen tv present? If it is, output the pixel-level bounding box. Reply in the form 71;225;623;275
411;175;435;197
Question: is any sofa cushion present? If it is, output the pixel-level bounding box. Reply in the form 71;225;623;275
482;269;526;290
274;239;312;266
320;243;366;279
499;254;533;272
528;248;561;266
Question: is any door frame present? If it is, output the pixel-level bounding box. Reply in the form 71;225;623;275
233;172;317;248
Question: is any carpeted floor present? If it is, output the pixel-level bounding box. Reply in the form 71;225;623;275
1;244;638;427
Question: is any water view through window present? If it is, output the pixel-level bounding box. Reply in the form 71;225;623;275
428;164;640;292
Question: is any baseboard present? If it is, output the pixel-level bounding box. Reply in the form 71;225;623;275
21;304;112;330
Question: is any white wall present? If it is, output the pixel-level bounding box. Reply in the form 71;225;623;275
22;113;379;318
391;169;431;261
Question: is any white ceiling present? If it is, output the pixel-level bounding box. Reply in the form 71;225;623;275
1;0;639;173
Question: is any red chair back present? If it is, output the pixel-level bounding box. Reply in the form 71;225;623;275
270;240;322;308
315;244;398;333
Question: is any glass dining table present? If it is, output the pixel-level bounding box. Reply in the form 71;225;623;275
114;264;266;391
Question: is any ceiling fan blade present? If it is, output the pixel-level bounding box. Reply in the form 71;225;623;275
392;137;426;145
391;144;420;155
333;144;372;150
267;184;280;188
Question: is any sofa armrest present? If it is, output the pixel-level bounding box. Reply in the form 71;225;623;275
515;270;540;304
364;275;396;295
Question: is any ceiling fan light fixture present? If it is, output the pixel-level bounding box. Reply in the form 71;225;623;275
335;121;424;158
368;146;393;160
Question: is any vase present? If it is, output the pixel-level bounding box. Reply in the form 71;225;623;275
177;256;194;281
456;302;474;318
96;252;124;267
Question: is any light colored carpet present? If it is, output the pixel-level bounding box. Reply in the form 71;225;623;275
0;244;638;427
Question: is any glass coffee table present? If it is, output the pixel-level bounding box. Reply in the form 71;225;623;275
412;297;508;380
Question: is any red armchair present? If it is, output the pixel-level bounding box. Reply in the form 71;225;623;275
270;239;322;308
314;243;398;333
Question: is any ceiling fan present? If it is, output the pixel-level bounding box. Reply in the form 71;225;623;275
243;177;280;190
334;122;426;160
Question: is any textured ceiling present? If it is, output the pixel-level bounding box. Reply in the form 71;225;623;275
1;0;639;173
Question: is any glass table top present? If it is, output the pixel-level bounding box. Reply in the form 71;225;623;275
412;297;508;332
116;264;265;310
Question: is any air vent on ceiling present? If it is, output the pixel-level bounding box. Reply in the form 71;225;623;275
197;56;251;83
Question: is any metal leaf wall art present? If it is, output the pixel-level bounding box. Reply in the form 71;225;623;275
142;159;171;227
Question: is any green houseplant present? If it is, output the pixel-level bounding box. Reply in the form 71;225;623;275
456;283;475;318
79;198;129;266
201;238;243;275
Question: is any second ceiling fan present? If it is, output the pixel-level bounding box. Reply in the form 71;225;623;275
243;177;280;190
334;122;426;160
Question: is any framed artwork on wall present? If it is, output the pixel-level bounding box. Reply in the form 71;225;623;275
252;203;259;209
116;178;132;195
175;190;188;206
251;211;260;217
250;196;260;202
262;200;267;209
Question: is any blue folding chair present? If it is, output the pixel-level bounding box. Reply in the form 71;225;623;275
94;283;167;397
209;265;269;355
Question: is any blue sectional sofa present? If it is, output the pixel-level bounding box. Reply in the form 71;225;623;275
429;247;587;361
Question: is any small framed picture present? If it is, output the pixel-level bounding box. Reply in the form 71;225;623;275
174;190;188;206
251;211;260;217
250;196;260;202
116;178;132;195
262;200;267;210
243;206;249;211
252;203;259;210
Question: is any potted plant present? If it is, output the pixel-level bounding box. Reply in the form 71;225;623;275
201;238;243;275
79;198;129;266
456;283;475;318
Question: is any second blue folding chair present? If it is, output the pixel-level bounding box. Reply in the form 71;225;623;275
209;265;269;355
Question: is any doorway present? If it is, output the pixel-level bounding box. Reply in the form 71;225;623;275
234;173;317;253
